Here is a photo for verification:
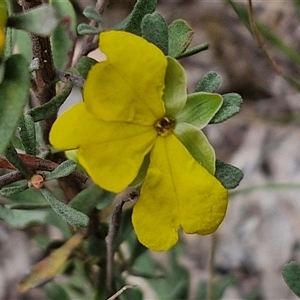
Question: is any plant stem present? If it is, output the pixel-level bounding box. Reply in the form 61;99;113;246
105;190;138;296
73;0;110;65
207;234;217;300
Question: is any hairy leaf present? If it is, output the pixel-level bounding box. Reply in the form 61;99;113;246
41;188;89;227
124;0;157;36
282;261;300;297
7;5;59;36
168;19;193;58
194;71;221;93
141;12;168;55
215;160;243;189
50;0;77;69
209;93;243;124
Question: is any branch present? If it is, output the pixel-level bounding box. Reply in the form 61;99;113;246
73;0;110;65
247;0;282;75
0;171;24;189
19;0;57;145
105;190;138;296
0;153;88;184
107;285;137;300
56;70;85;88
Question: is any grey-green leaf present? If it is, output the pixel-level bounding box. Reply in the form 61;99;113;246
28;81;73;122
168;19;194;58
75;56;98;79
50;0;77;70
124;0;157;36
44;160;77;181
83;7;102;23
0;55;30;156
19;114;36;155
0;183;28;196
215;160;243;189
141;12;168;55
77;23;101;36
194;71;221;93
45;282;71;300
12;29;32;64
7;5;59;36
209;93;243;124
176;92;223;129
282;261;300;298
0;206;49;229
70;184;115;215
41;188;89;227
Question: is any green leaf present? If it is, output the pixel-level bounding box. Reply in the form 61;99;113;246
41;188;89;227
194;71;221;93
130;154;150;187
209;93;242;124
75;56;98;79
19;114;36;155
0;54;30;156
124;0;157;36
46;210;72;239
83;7;102;23
141;12;168;55
45;282;71;300
50;0;77;70
12;29;32;63
77;23;101;35
28;81;73;122
70;184;115;215
176;92;223;128
282;261;300;298
0;205;49;229
174;122;215;174
163;56;187;118
6;185;47;205
168;19;194;58
7;5;59;36
0;183;28;196
215;160;243;189
44;160;77;181
5;143;32;178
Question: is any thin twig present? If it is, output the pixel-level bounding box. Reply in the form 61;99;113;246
56;70;85;88
247;0;282;75
106;285;137;300
19;0;57;144
0;154;88;184
0;171;24;189
73;0;110;65
207;234;217;300
105;190;138;296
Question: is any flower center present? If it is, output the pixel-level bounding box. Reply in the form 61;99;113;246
154;117;175;137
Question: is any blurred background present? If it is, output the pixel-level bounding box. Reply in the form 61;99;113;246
3;0;300;299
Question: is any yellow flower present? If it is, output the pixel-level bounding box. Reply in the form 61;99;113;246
50;31;228;251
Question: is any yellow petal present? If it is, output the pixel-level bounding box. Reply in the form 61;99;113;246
50;103;157;192
84;31;166;125
0;29;4;58
132;135;228;251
